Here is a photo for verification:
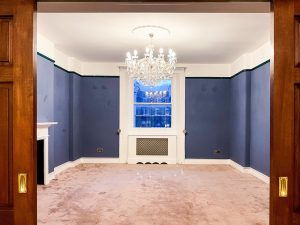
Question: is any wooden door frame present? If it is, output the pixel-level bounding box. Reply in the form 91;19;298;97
33;0;279;224
0;1;37;224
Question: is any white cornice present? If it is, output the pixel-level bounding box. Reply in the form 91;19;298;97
37;33;55;60
37;33;271;77
230;42;272;76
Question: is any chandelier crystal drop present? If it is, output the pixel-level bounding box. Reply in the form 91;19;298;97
125;32;177;86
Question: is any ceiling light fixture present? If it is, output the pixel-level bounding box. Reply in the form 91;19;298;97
125;25;177;86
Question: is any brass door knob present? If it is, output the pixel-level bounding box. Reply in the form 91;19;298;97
183;129;187;135
117;129;121;134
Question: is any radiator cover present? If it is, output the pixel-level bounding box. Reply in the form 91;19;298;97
136;138;168;156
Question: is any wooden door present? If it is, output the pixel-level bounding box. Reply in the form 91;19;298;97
0;0;36;225
271;0;300;224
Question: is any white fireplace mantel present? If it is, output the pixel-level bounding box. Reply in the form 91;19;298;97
37;122;58;184
37;122;58;127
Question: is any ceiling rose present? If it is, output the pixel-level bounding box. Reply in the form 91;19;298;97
132;25;171;39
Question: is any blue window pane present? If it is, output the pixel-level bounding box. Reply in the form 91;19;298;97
134;80;171;103
134;80;172;128
134;104;172;128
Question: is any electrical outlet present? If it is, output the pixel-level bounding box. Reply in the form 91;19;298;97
96;147;104;153
213;149;221;154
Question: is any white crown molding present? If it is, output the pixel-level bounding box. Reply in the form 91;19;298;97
230;42;272;76
54;49;83;74
37;33;271;77
180;63;231;77
37;33;55;60
82;62;123;76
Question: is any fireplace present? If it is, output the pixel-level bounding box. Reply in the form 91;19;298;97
37;122;57;185
37;140;44;184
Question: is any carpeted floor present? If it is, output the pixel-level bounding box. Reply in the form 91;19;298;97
37;164;269;225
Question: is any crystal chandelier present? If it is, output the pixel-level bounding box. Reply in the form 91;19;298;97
125;31;177;86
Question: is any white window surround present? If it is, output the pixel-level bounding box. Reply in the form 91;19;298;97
119;67;186;164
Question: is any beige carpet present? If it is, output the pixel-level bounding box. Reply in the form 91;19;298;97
37;164;269;225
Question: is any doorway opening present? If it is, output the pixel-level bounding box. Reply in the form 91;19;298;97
36;1;272;224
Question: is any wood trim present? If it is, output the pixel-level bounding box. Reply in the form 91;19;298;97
294;84;300;213
0;83;13;208
37;0;270;2
37;1;271;13
295;17;300;67
9;0;36;224
271;0;295;224
0;16;13;65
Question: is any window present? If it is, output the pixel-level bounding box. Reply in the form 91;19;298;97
134;80;172;128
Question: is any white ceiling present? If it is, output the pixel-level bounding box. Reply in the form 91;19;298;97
37;13;271;64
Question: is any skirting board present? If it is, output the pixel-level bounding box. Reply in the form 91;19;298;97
47;157;119;184
184;159;269;184
183;159;231;165
46;158;269;185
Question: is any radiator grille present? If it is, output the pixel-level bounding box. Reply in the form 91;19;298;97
136;138;168;155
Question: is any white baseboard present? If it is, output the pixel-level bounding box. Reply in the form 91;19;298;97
54;161;75;175
80;157;120;164
184;159;269;184
46;157;120;184
45;157;269;185
47;172;55;183
228;159;250;173
247;167;270;184
72;158;82;166
184;159;230;165
228;160;269;183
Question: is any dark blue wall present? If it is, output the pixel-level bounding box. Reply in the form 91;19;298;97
230;71;251;167
250;63;270;175
69;74;82;161
37;54;120;172
185;62;270;176
229;63;270;175
37;55;55;172
37;56;54;123
185;78;231;159
53;66;71;168
81;77;120;157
